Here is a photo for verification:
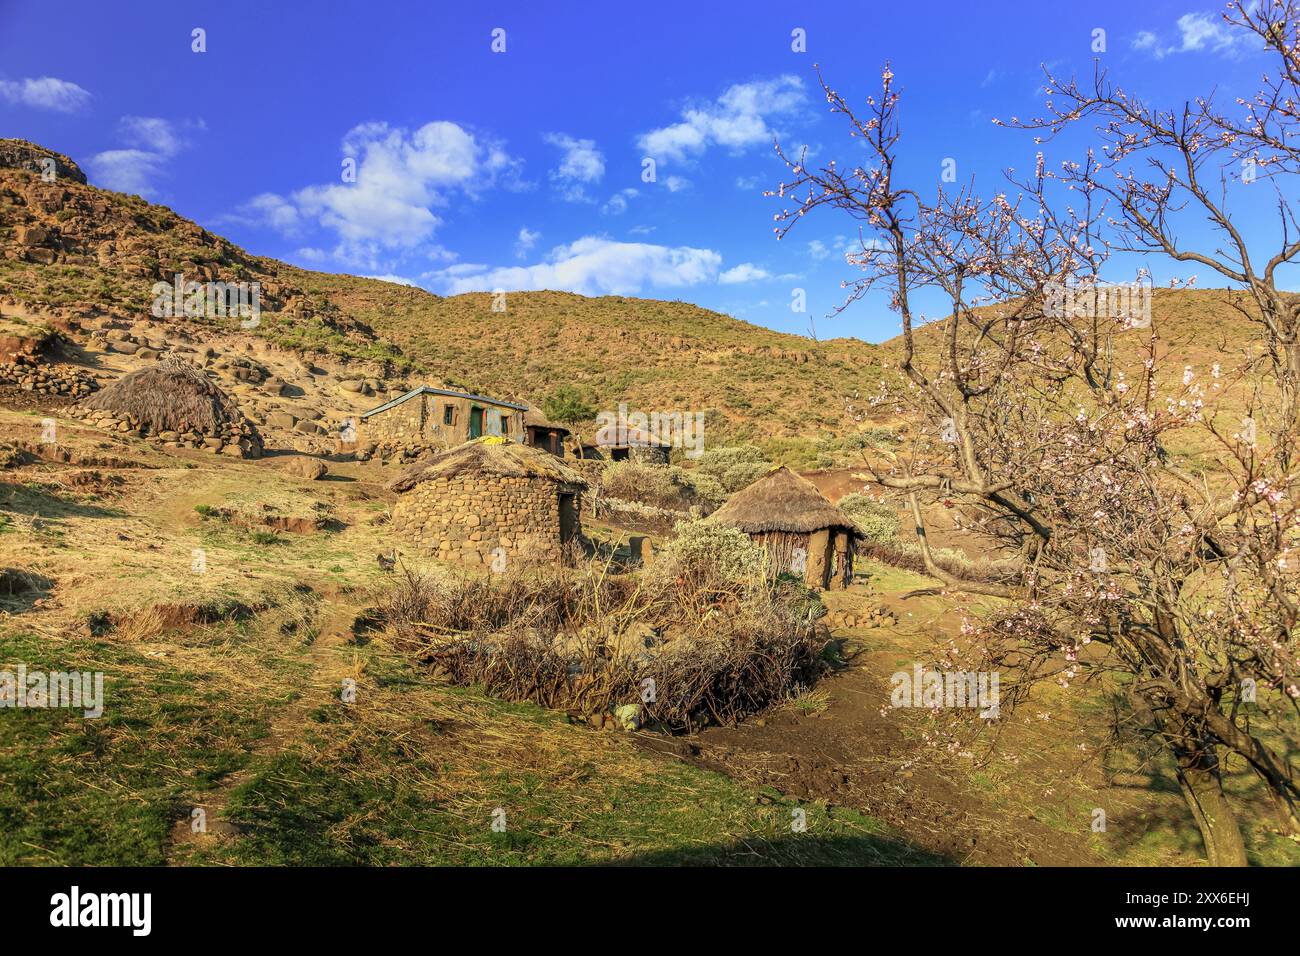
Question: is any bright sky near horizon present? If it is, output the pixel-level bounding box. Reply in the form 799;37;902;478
1;0;1294;342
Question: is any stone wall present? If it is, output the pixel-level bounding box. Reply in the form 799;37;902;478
391;474;580;566
363;393;427;444
361;393;525;462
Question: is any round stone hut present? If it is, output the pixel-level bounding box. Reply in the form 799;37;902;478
708;466;860;589
388;437;588;566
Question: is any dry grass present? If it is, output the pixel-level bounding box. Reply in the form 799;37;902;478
382;560;830;732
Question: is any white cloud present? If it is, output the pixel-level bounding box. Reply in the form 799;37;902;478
229;192;302;235
118;116;194;157
663;175;690;192
1133;12;1258;59
86;117;198;198
0;76;90;112
435;236;722;296
85;149;164;195
601;188;638;215
515;226;541;258
259;120;525;268
543;132;604;202
362;274;422;287
718;263;772;284
638;75;806;164
808;240;830;261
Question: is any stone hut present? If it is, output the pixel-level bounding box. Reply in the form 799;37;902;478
708;466;859;589
388;437;587;566
522;406;570;457
579;424;671;463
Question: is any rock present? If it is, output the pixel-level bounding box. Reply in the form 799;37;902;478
281;457;327;481
266;411;297;429
15;224;51;246
613;704;641;731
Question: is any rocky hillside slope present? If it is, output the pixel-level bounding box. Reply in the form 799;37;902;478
0;139;886;448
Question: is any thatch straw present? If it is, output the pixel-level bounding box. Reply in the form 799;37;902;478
389;437;589;493
523;406;569;434
708;466;858;535
78;354;261;441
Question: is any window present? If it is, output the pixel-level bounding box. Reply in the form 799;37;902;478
443;405;454;426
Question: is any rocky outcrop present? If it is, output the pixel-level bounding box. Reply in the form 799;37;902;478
0;140;87;184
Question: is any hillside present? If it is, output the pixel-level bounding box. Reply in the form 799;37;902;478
0;139;885;451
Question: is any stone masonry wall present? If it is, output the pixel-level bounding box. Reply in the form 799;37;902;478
363;394;426;444
391;474;577;566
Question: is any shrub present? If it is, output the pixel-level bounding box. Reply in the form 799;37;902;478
691;445;772;493
658;520;767;583
598;461;721;511
838;493;900;543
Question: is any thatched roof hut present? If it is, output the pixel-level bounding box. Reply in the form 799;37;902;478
390;437;586;492
709;466;859;589
77;354;263;458
389;438;587;565
522;406;570;457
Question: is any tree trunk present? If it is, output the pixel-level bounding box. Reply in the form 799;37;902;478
1174;757;1249;867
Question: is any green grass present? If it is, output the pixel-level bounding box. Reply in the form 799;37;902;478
197;694;942;867
0;628;270;865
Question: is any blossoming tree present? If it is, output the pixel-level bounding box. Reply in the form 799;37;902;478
771;2;1300;864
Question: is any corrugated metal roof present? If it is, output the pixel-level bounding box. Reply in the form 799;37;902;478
360;386;528;419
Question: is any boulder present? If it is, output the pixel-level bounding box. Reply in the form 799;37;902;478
281;457;327;481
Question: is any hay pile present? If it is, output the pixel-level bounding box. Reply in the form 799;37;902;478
384;562;828;733
75;354;263;458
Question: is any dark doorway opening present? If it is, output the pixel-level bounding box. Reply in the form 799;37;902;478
558;492;578;545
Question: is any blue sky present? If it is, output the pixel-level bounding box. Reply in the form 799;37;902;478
1;0;1293;342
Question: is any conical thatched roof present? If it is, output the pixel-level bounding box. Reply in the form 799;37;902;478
708;466;858;535
390;437;588;493
78;354;261;443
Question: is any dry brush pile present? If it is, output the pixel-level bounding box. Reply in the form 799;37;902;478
382;549;831;732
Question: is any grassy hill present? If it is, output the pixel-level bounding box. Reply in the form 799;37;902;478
0;139;886;456
5;138;1279;465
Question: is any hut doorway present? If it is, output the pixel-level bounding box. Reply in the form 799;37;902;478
558;492;579;544
468;406;484;439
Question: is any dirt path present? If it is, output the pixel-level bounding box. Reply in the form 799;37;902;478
642;654;1100;866
166;585;364;856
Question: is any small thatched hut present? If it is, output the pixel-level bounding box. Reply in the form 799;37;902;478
76;355;263;458
389;437;587;566
522;406;570;457
708;466;859;589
